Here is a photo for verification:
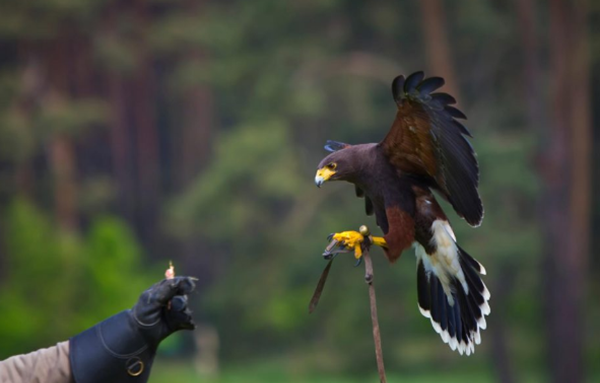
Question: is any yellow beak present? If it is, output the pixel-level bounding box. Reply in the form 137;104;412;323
315;167;336;187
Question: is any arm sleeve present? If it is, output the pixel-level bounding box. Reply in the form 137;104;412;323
0;341;73;383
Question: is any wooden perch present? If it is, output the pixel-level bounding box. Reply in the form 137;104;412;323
362;246;387;383
310;226;387;383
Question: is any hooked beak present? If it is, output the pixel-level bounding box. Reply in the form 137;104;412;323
315;167;336;187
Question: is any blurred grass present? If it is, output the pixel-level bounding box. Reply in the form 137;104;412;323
150;362;492;383
151;358;591;383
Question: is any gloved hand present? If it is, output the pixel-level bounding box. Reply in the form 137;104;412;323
132;277;196;346
70;276;196;383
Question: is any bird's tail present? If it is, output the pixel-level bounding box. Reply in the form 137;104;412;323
415;237;490;355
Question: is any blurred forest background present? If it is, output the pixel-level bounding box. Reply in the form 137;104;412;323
0;0;598;382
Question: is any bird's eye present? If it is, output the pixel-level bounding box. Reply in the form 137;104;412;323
327;163;337;170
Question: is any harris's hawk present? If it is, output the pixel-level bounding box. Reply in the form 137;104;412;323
314;72;490;355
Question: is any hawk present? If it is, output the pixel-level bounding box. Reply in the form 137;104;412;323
314;72;490;355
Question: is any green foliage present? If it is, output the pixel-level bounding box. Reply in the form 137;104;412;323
0;0;104;39
37;97;107;137
150;358;509;383
169;120;306;239
157;0;549;374
0;0;596;380
80;216;151;318
0;199;150;357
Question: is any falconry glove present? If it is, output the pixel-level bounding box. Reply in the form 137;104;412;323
69;276;196;383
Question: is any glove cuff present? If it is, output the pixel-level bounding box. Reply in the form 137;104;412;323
69;310;156;383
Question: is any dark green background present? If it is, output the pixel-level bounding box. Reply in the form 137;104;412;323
0;1;598;382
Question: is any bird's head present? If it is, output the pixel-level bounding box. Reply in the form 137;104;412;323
315;145;357;187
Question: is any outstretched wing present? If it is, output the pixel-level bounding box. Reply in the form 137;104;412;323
380;72;483;227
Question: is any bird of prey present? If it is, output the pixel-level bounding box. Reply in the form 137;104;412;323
314;71;490;355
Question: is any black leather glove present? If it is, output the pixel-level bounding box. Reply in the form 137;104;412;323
69;276;196;383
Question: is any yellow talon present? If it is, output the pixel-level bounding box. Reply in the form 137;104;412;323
332;230;365;259
332;230;364;248
354;244;363;259
331;228;388;259
371;236;388;249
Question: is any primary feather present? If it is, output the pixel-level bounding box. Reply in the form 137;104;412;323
382;73;483;226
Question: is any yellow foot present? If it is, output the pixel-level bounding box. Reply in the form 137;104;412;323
330;225;388;259
332;231;365;259
371;236;387;249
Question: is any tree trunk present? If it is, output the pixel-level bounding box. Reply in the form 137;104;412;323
107;73;135;221
489;266;516;383
179;77;213;186
132;0;161;247
14;42;41;199
132;59;160;244
103;4;136;222
516;0;545;135
542;1;590;382
175;0;215;281
567;0;591;285
419;0;459;97
175;0;213;187
47;39;78;231
50;134;78;231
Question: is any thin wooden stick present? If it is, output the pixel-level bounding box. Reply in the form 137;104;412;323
308;259;334;314
362;247;387;383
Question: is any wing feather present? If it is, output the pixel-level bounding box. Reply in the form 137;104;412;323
404;71;425;93
354;186;374;216
431;92;456;105
324;140;351;152
365;196;374;216
417;77;445;95
445;106;467;120
381;72;483;226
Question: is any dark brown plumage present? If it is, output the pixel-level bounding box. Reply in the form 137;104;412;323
315;72;490;355
384;72;482;226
